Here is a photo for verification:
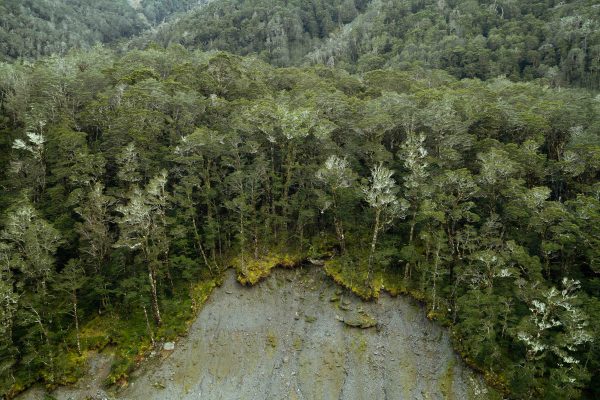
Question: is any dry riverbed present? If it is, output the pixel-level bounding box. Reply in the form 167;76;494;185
20;265;497;400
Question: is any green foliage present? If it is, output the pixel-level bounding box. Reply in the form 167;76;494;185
135;0;368;67
136;0;600;89
0;43;598;399
0;0;199;61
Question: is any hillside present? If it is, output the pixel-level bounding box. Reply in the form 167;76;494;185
0;0;202;61
130;0;370;66
0;46;598;399
1;1;599;400
138;0;600;89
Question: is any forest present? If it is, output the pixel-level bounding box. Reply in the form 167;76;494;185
0;0;201;61
137;0;600;89
0;1;599;399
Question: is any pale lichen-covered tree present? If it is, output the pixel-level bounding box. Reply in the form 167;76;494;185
0;203;61;294
316;155;355;253
516;278;593;397
116;142;142;187
75;182;114;273
0;202;61;379
11;128;47;199
363;164;408;283
116;171;169;326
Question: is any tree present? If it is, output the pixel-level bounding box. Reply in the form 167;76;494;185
0;202;62;294
516;278;592;398
0;202;62;383
115;172;169;326
11;128;47;200
54;260;87;355
75;183;114;274
399;132;429;243
362;164;407;283
316;155;355;253
0;254;18;383
277;103;332;227
116;142;142;187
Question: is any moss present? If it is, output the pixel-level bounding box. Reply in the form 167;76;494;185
439;358;456;398
323;258;381;300
349;336;368;355
304;315;317;323
339;313;377;329
266;332;278;348
293;337;303;351
234;251;304;286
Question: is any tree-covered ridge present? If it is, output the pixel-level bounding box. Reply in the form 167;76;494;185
131;0;370;66
0;0;202;61
139;0;600;89
0;46;599;399
308;0;600;88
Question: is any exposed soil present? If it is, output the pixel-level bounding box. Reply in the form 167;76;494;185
19;265;496;399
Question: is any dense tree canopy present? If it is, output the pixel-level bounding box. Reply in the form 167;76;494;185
1;1;599;399
137;0;600;89
0;0;201;61
0;46;598;399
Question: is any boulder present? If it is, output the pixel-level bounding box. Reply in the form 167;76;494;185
163;342;175;351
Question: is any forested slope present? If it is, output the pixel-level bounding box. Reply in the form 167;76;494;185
0;0;202;61
1;1;600;399
139;0;600;89
0;47;599;399
130;0;370;66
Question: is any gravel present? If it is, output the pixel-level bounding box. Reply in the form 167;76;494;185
19;265;496;400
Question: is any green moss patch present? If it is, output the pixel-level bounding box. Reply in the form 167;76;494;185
234;251;304;286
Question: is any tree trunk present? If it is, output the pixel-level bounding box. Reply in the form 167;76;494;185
432;246;441;312
142;304;155;346
333;215;346;253
189;196;213;274
281;144;295;233
72;291;81;355
405;209;417;280
332;193;346;253
239;208;246;273
147;266;162;326
367;209;381;285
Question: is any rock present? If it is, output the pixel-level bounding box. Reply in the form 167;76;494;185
336;314;377;329
163;342;175;351
304;315;317;323
307;258;325;266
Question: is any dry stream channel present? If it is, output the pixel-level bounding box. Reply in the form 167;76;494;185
21;266;496;400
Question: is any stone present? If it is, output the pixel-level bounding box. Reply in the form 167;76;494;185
163;342;175;351
336;314;377;329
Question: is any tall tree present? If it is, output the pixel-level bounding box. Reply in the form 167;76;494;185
363;164;407;284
